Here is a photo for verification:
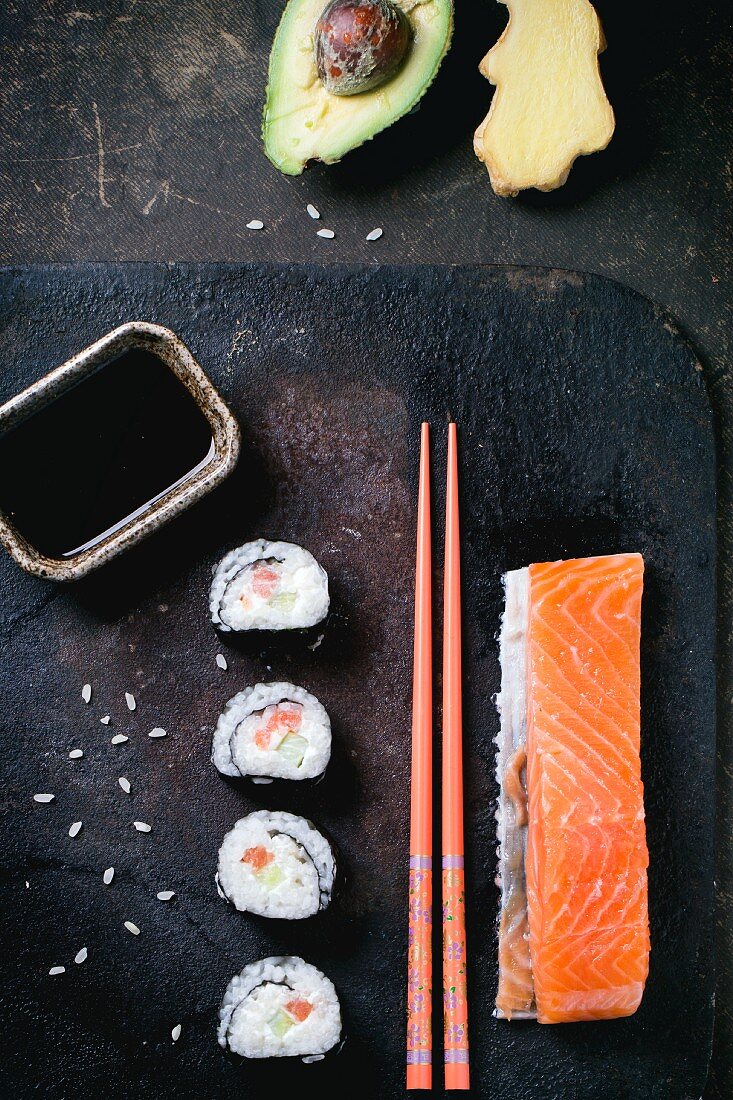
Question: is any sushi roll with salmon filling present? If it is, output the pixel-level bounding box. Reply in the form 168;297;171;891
218;956;342;1060
210;540;329;632
212;682;331;781
216;811;336;919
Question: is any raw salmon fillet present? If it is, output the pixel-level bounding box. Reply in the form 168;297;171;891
496;553;649;1024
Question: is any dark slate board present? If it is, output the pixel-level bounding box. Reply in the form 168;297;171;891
0;264;716;1100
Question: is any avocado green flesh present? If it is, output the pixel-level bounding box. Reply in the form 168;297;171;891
263;0;454;175
268;1009;295;1038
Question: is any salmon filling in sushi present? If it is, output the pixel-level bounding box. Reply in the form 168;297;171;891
216;810;336;919
210;540;329;632
212;682;332;782
495;553;650;1024
218;956;342;1060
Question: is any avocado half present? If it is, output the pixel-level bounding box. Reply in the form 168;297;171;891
263;0;454;175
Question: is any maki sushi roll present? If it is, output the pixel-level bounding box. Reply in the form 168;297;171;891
218;956;342;1061
216;810;336;919
210;540;329;632
212;682;331;782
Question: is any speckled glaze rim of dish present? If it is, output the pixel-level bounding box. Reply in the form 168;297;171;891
0;321;241;581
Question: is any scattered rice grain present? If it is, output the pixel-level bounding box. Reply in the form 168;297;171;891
68;749;84;759
124;920;140;935
215;653;227;670
100;715;111;725
246;220;264;231
68;820;83;837
75;947;88;964
33;794;55;804
366;227;383;241
82;684;92;704
317;228;335;239
49;966;65;976
157;890;175;901
118;777;131;794
171;1024;182;1042
133;821;152;833
125;692;136;711
103;867;115;884
148;728;166;739
111;734;128;745
306;203;321;220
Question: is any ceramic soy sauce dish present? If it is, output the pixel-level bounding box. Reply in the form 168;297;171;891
0;321;240;580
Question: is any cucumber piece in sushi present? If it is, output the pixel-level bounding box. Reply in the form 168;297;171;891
216;810;336;919
218;956;342;1060
210;540;329;632
212;682;331;781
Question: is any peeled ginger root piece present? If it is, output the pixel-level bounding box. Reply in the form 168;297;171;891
474;0;615;196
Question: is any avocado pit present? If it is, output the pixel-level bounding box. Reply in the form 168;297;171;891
314;0;413;96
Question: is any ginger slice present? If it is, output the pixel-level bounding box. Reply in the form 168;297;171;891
474;0;615;197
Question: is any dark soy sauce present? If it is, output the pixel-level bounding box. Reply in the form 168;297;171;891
0;348;214;559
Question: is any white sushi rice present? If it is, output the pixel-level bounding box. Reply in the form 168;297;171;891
218;957;341;1060
495;567;536;1020
217;811;335;919
211;682;331;781
210;540;329;632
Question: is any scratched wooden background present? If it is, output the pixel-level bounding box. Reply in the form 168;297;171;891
0;1;730;1096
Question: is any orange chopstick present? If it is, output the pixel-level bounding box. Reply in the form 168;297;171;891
442;422;470;1090
406;423;433;1090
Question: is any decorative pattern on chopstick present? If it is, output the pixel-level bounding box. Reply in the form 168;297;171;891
442;423;470;1090
442;855;468;1064
406;423;433;1090
407;855;432;1069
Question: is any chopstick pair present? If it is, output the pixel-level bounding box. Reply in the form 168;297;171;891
406;423;469;1092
